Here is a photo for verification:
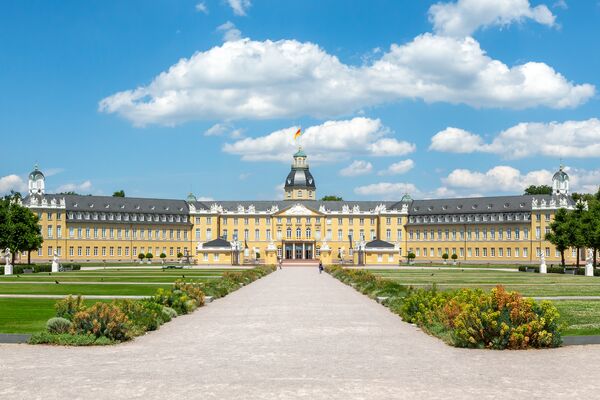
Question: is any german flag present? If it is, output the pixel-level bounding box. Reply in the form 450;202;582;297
294;128;302;140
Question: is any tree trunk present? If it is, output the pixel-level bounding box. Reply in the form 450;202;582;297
27;250;31;265
561;250;565;267
594;248;598;269
576;248;580;268
11;252;16;265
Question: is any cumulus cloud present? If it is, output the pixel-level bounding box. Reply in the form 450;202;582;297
0;175;26;195
378;159;415;175
429;0;556;37
430;118;600;158
55;180;93;194
222;118;415;162
227;0;251;16
217;21;242;42
195;2;208;13
197;196;214;202
442;165;600;195
354;182;419;200
99;35;594;126
340;160;373;177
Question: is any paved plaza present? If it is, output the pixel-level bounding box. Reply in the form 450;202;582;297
1;267;600;399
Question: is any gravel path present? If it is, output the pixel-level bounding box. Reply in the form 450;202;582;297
1;268;599;399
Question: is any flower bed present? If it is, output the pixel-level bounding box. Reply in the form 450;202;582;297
326;266;562;349
29;265;276;345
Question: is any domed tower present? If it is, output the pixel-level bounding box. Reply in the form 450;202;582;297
284;147;316;200
28;164;45;196
552;164;569;195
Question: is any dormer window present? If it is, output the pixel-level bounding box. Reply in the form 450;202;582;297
442;205;448;210
120;205;125;209
457;205;463;210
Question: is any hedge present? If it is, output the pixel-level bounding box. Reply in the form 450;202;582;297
326;266;562;350
0;264;81;274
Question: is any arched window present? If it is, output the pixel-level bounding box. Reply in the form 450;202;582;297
296;227;302;238
306;227;311;239
286;227;292;239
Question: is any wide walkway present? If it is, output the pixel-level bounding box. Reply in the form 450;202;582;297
1;268;600;399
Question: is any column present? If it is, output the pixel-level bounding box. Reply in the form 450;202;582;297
302;243;305;259
292;243;295;259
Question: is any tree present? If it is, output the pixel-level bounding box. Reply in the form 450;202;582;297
451;253;458;264
524;185;552;195
0;199;43;264
442;253;449;264
407;252;416;264
138;253;145;263
58;191;79;195
580;200;600;267
568;203;587;268
546;208;570;267
112;190;125;197
320;195;343;201
159;253;167;264
145;253;153;263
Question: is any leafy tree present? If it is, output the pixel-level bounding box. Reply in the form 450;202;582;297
58;191;79;195
0;199;43;264
159;253;167;264
524;185;552;195
568;203;587;268
138;253;145;262
177;252;183;259
407;252;416;264
580;200;600;267
451;253;458;262
145;253;153;261
545;208;571;266
320;195;343;201
442;253;449;263
112;190;125;197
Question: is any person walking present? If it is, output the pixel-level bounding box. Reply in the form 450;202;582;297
318;261;323;274
278;257;282;270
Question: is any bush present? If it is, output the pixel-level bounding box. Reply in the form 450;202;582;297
46;317;73;334
0;264;81;274
29;332;114;346
55;295;85;320
71;302;131;341
162;306;177;321
114;299;164;335
399;286;562;349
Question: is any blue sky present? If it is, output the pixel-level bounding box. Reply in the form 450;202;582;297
1;0;599;201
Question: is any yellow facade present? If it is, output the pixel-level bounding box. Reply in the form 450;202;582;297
21;156;584;266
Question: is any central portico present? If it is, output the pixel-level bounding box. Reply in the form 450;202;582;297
283;241;315;260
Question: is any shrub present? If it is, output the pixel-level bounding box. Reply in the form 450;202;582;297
29;332;114;346
71;302;131;341
114;299;164;335
55;295;85;321
162;306;177;321
46;317;73;334
173;280;205;307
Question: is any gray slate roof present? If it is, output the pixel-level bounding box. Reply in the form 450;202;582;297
203;238;231;248
365;239;395;248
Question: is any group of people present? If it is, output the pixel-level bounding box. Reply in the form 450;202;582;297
277;258;324;273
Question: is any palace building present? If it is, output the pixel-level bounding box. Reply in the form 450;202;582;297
20;150;582;266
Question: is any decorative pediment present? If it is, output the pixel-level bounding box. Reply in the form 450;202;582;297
281;203;317;216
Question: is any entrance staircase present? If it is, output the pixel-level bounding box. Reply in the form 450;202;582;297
281;259;319;267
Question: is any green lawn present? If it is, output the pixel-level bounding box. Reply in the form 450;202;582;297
0;283;170;296
0;298;108;334
554;301;600;336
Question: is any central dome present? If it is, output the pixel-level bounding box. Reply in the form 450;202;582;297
284;147;316;200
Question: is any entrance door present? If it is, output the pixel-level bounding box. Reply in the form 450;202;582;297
285;244;293;259
295;245;303;260
305;244;313;260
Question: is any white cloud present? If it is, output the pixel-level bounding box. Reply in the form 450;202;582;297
204;122;244;138
442;165;600;195
197;196;214;201
553;1;568;10
227;0;251;16
217;21;241;42
55;180;92;193
429;127;485;153
0;175;26;194
378;159;415;175
222;118;415;162
354;182;419;200
430;118;600;159
99;35;594;126
43;168;65;177
274;183;284;200
340;160;373;177
195;2;208;13
429;0;556;37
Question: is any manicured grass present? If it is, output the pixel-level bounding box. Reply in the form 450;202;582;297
0;298;106;334
554;301;600;336
0;283;170;296
371;269;600;296
0;275;220;283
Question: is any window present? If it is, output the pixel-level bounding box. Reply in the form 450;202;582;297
515;248;519;257
286;228;292;239
467;248;472;257
397;230;402;241
475;248;479;257
499;248;504;257
491;248;495;257
523;248;528;257
545;247;550;257
57;226;62;238
337;229;343;241
459;248;464;257
47;212;52;221
223;229;228;240
296;227;302;239
306;227;311;239
206;228;212;240
233;229;238;240
109;247;114;256
483;248;487;257
102;247;106;256
536;227;541;240
196;229;201;240
244;229;249;240
77;227;82;238
386;229;391;241
86;247;90;256
266;229;271;240
77;246;82;256
255;229;260;240
48;246;53;256
377;254;383;262
69;246;74;256
47;225;53;238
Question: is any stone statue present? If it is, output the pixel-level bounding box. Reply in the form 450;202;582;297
4;248;13;275
52;250;60;273
585;249;594;277
539;253;547;274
